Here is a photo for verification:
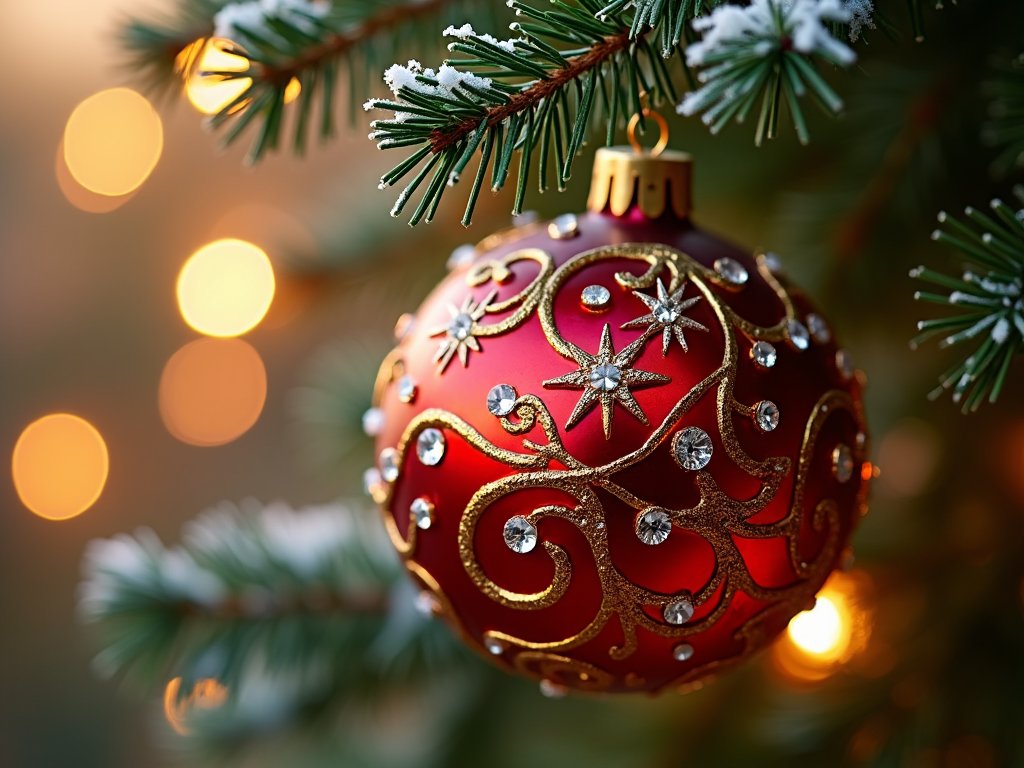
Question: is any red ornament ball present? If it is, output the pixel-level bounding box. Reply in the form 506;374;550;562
369;157;869;696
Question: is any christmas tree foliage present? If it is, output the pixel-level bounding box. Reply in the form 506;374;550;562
69;0;1024;765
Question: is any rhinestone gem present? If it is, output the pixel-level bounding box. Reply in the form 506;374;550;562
362;407;385;437
487;383;518;416
787;320;810;351
540;680;567;698
836;349;854;380
664;597;695;625
484;637;505;655
673;427;713;470
833;444;854;483
414;590;439;617
807;313;831;343
416;428;446;466
548;213;579;240
672;643;695;661
397;375;418;403
447;244;476;271
590;363;621;392
653;300;679;323
394;313;416;340
515;210;539;225
448;312;473;340
503;516;537;554
754;401;780;432
410;497;434;530
714;257;748;285
379;448;399;482
763;252;783;273
636;508;672;545
855;431;867;449
580;284;611;310
751;341;777;368
363;467;382;496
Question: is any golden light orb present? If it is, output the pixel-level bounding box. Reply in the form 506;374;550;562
159;338;267;446
185;39;252;115
177;239;275;337
164;677;229;736
63;88;163;196
788;596;849;659
12;414;109;520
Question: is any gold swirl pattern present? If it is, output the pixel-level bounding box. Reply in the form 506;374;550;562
373;243;868;692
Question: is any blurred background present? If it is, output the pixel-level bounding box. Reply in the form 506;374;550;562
4;1;1024;766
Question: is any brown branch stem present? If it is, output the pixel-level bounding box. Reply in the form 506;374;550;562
428;29;634;155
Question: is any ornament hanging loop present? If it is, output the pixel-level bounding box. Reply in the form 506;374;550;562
627;109;669;158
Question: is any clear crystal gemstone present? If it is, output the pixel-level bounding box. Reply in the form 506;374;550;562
653;301;679;324
414;590;438;617
515;210;539;225
580;284;611;309
763;252;783;273
672;643;694;661
590;363;621;391
379;448;399;482
636;508;672;545
547;213;579;239
394;313;416;340
664;597;694;625
363;467;382;496
856;431;867;449
503;516;537;553
755;401;780;432
673;427;713;470
714;257;748;285
484;637;505;655
448;312;473;340
410;497;434;530
447;244;476;271
751;341;777;368
807;313;831;343
836;349;854;380
487;383;518;416
397;375;418;403
416;428;446;466
362;407;385;437
539;679;567;698
833;444;854;483
787;320;810;351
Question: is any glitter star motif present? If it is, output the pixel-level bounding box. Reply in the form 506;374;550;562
621;278;708;355
429;291;496;372
543;324;670;439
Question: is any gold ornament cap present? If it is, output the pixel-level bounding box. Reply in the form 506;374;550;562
587;110;692;220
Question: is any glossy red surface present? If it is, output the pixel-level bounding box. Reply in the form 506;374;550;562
374;207;868;695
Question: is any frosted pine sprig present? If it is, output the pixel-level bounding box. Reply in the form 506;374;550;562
911;198;1024;412
213;0;330;48
677;0;857;146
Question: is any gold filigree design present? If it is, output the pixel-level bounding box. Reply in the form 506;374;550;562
514;651;615;693
374;242;868;688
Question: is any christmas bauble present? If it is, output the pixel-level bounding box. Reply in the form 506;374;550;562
367;146;869;696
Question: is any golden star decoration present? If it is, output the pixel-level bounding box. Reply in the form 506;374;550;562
621;278;708;355
543;324;670;439
429;291;496;372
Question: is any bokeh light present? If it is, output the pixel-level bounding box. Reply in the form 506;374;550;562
177;239;275;337
55;139;137;213
63;88;163;196
772;571;873;682
185;39;253;115
12;414;109;520
159;338;267;446
164;677;228;736
877;418;941;498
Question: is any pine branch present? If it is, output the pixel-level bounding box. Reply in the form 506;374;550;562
79;499;463;727
910;197;1024;412
119;0;505;163
367;0;698;227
